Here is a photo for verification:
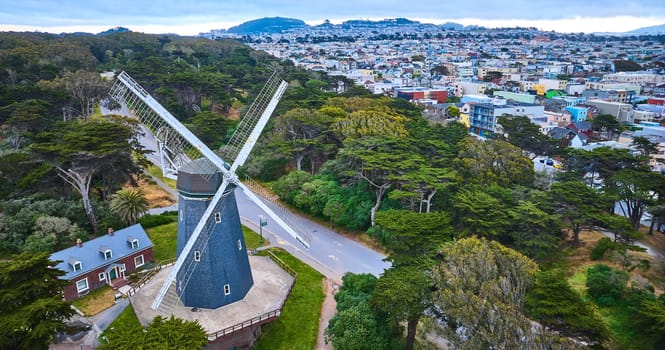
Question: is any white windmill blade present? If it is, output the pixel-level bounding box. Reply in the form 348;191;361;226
237;182;310;249
113;71;227;173
229;79;288;173
151;178;231;310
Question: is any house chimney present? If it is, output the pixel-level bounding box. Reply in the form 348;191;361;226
108;227;114;236
76;238;83;247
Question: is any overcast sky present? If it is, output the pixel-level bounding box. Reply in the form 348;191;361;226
1;0;664;35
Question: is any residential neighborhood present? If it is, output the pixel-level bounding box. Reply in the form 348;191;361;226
200;19;665;161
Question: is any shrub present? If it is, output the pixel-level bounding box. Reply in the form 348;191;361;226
139;213;176;228
526;270;609;342
586;264;629;307
590;237;615;260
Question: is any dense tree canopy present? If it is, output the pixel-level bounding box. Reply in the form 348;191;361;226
0;253;74;350
430;237;558;349
99;315;207;350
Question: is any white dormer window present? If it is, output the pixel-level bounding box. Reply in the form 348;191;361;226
131;239;139;249
99;245;112;260
214;212;221;223
73;261;82;272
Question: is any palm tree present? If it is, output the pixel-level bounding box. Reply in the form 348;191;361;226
110;188;149;226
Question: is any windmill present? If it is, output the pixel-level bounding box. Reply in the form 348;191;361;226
109;70;310;311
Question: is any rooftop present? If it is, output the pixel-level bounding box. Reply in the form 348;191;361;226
50;224;153;280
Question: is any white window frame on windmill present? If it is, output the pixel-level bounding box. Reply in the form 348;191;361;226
223;284;231;296
237;239;242;251
214;212;221;223
194;250;201;262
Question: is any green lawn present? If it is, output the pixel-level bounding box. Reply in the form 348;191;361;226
99;304;142;344
243;225;266;249
147;223;267;263
146;164;177;189
255;248;326;350
568;268;588;293
146;222;178;262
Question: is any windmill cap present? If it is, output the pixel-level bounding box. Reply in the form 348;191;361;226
177;158;225;196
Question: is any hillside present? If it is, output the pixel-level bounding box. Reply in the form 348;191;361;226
624;23;665;35
227;17;308;34
595;23;665;36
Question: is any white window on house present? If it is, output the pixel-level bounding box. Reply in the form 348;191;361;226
223;284;231;296
131;239;139;249
103;250;112;260
237;239;242;251
98;273;106;282
76;278;89;293
214;212;221;223
73;261;82;272
119;264;126;272
134;255;144;268
194;250;201;262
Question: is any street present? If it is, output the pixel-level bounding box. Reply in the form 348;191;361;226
236;190;391;280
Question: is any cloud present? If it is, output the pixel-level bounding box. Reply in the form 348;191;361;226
1;0;664;34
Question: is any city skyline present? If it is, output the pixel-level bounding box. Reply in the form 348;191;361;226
1;0;665;35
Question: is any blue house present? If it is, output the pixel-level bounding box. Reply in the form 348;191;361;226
565;106;588;122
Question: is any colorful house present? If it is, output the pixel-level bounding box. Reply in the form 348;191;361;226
565;106;589;122
50;224;153;301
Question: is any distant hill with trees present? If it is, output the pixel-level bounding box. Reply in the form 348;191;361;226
227;17;308;34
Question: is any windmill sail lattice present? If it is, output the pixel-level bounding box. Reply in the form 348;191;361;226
109;71;309;312
109;71;221;179
219;70;283;166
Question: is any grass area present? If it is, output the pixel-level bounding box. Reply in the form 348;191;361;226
71;285;116;316
147;223;268;263
255;248;326;350
243;225;268;249
99;304;142;343
146;222;178;262
568;268;588;293
135;176;175;208
146;164;177;189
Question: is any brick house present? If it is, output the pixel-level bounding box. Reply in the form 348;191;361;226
50;224;153;301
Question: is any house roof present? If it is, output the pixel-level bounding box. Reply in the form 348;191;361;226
50;224;153;281
548;127;576;140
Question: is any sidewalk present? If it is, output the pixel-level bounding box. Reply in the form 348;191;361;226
50;299;129;350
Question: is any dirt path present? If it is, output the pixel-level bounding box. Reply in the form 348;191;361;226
316;279;339;350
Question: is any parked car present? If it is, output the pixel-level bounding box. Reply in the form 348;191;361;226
546;159;554;166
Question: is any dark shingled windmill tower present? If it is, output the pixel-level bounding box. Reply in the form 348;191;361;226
175;160;252;308
109;70;310;312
